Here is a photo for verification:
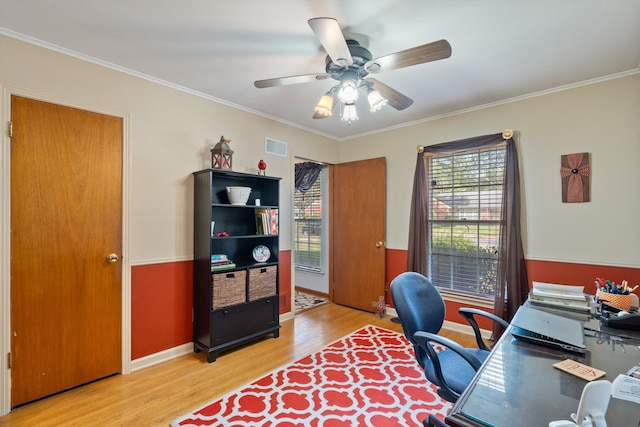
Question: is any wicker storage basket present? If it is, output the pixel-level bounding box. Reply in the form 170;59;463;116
596;289;632;311
248;265;277;301
212;270;246;309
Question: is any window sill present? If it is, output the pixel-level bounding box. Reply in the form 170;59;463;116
439;290;494;309
294;266;323;274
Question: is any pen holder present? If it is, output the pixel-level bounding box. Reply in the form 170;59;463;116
596;290;632;311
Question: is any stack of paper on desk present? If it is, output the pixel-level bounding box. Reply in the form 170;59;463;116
529;282;592;312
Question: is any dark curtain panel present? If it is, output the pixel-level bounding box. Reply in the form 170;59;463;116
406;132;528;333
493;140;529;336
294;162;322;193
407;151;429;275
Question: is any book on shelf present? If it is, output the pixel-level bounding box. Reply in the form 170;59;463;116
211;254;229;262
269;208;278;234
255;208;271;235
211;259;232;266
254;208;279;235
211;262;236;271
255;211;265;235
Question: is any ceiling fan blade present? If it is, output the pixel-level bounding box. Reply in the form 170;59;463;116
254;73;331;88
364;78;414;110
364;39;451;74
308;17;353;67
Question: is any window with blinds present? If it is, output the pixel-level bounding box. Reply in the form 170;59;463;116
293;171;322;271
427;145;506;297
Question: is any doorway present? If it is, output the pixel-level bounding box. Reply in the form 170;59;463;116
292;157;386;314
7;95;126;408
293;159;329;300
331;157;386;312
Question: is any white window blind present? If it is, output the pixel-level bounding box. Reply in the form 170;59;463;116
428;145;506;297
293;172;322;270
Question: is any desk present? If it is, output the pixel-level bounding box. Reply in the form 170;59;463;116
446;304;640;427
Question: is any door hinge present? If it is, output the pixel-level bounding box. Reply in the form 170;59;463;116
7;352;11;369
384;282;389;293
6;121;12;138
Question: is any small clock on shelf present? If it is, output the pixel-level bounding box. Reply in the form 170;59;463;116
252;245;271;263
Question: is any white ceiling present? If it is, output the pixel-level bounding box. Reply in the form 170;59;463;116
1;0;639;140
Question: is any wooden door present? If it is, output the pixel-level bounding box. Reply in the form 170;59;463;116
331;158;386;312
10;96;123;407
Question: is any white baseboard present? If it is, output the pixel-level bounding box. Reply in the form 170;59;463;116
385;307;492;340
130;313;295;372
131;343;193;372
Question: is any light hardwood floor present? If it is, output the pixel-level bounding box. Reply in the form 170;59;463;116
0;303;477;427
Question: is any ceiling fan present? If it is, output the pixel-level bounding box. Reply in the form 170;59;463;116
254;17;452;123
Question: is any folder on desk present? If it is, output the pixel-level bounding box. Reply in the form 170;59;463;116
530;281;587;301
510;305;587;354
528;282;592;313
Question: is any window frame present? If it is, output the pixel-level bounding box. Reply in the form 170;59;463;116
426;144;507;300
293;168;324;272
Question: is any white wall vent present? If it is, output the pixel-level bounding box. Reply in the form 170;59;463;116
265;137;288;157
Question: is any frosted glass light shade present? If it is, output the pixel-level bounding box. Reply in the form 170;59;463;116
338;80;359;103
368;89;387;112
341;103;359;124
314;92;334;117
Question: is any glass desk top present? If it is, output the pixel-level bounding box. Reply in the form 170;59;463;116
446;304;640;427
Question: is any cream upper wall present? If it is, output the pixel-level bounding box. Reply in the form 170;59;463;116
340;74;640;268
2;34;639;267
0;34;340;263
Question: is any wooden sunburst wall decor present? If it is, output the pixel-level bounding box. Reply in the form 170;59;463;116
560;152;591;203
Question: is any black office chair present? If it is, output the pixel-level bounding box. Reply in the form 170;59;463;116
390;272;509;427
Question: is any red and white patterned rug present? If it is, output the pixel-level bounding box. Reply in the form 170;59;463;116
171;325;452;427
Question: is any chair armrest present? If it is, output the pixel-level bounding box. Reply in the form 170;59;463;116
459;308;509;351
413;331;483;402
424;413;448;427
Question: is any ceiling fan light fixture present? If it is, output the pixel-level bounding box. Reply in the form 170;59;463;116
341;102;359;124
338;79;359;104
255;18;452;125
314;91;334;118
367;88;387;112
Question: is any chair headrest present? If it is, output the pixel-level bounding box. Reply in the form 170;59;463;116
390;272;446;342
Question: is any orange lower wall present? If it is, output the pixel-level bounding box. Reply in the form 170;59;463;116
278;250;292;313
132;249;639;359
524;259;640;290
131;251;292;360
131;261;193;360
385;249;640;330
385;249;408;307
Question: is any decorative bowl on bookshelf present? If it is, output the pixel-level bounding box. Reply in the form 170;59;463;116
226;186;251;205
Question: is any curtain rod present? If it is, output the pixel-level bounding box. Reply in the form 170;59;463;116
416;129;514;152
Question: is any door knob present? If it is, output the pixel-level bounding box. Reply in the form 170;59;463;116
106;253;119;263
375;241;384;248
